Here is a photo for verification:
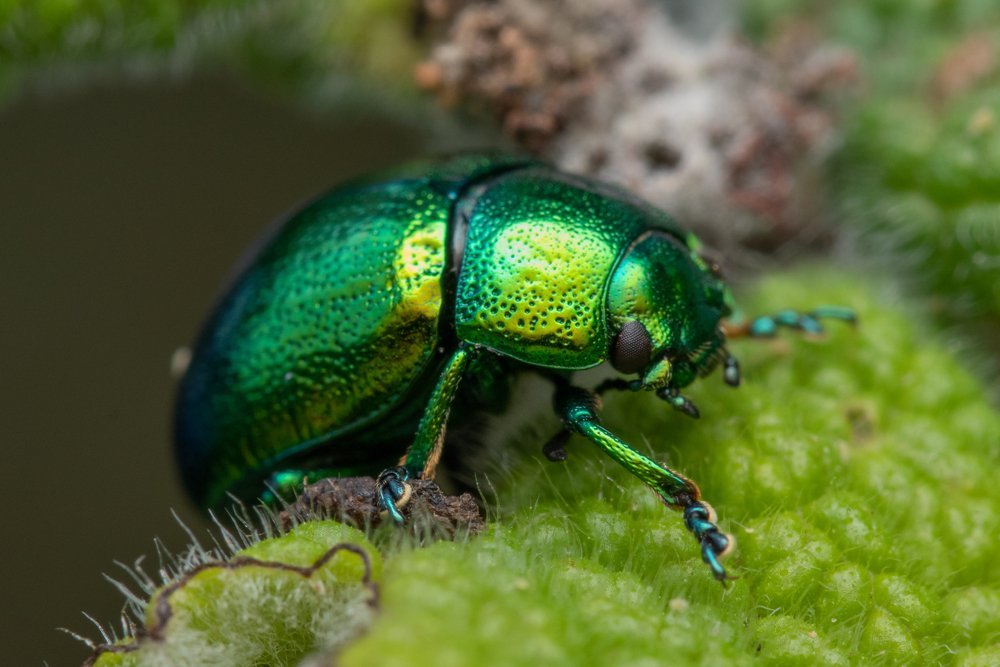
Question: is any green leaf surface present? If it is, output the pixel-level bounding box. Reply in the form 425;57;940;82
90;522;381;667
90;268;999;666
337;268;998;667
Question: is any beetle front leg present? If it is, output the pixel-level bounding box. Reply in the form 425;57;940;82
554;384;733;582
375;466;412;523
376;344;477;523
724;306;856;339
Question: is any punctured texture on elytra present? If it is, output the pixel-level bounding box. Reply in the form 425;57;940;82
175;179;453;508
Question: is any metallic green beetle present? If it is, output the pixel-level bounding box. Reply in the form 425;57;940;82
175;154;853;581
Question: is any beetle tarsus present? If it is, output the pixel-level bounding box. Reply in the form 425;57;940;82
376;466;412;524
657;387;700;419
682;500;733;583
722;353;740;387
811;306;858;326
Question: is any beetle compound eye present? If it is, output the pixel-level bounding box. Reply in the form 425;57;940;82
611;320;652;374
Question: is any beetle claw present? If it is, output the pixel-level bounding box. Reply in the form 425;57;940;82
542;428;571;462
682;499;733;583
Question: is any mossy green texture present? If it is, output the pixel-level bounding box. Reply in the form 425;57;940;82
87;270;997;665
338;268;998;667
746;0;1000;355
90;521;381;667
0;0;245;56
0;0;420;104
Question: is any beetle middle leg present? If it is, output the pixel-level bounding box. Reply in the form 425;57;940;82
553;383;733;582
718;306;856;388
376;344;477;523
544;377;701;461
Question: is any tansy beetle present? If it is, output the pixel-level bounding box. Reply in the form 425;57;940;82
175;154;854;582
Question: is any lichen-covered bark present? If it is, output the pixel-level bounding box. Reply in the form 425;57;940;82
417;0;856;261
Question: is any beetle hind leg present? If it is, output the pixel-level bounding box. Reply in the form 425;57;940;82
554;384;733;582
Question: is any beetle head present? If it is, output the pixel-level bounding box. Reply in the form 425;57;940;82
606;231;731;391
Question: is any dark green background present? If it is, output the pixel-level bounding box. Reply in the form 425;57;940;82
0;77;430;665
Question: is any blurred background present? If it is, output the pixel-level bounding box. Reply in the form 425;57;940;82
0;79;437;664
2;1;997;664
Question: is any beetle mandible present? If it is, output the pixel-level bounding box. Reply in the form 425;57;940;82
174;154;854;581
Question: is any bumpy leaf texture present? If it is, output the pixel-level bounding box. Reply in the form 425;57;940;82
93;270;1000;667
